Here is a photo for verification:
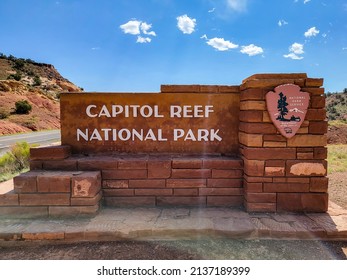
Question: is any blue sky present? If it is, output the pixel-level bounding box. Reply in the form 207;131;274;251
0;0;346;92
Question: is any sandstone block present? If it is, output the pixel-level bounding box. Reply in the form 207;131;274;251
218;85;240;93
309;121;328;134
118;159;147;169
277;193;328;212
212;169;243;178
13;171;38;193
207;179;243;188
311;96;325;108
239;132;263;147
246;193;276;203
43;159;77;170
172;158;202;169
310;177;329;192
72;171;101;197
30;145;71;160
244;181;263;193
314;147;328;159
240;79;295;90
0;190;19;206
102;170;147;180
305;78;324;87
244;159;265;176
240;88;265;101
263;135;286;142
172;169;211;179
157;196;206;206
240;101;266;110
37;171;71;193
148;159;171;178
102;180;128;189
103;189;134;196
174;188;199;196
135;189;173;196
49;205;99;216
161;85;200;93
78;157;118;170
301;87;324;95
105;197;155;207
243;148;296;160
199;85;219;93
203;158;243;169
306;109;327;121
286;160;327;176
263;142;287;148
239;111;263;122
199;188;243;196
245;202;276;212
297;152;314;159
167;179;206;188
129;179;166;189
29;160;43;170
71;192;102;206
288;135;327;147
239;123;277;134
264;167;285;177
263;183;310;193
19;193;70;206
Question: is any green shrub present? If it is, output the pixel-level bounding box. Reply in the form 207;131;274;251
0;142;31;181
7;72;22;81
15;100;32;114
33;75;42;86
0;108;9;119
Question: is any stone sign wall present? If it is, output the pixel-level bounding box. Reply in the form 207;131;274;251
0;73;329;216
60;85;240;155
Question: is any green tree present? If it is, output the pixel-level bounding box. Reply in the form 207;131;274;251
277;92;289;121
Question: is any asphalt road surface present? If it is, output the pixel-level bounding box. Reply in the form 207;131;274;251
0;130;61;154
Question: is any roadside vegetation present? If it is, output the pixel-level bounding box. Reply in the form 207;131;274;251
328;144;347;174
0;141;34;182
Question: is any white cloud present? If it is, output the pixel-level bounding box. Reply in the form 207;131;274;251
227;0;248;12
284;53;304;60
284;42;304;60
304;0;311;4
120;20;156;43
200;34;208;40
206;37;238;51
290;42;304;54
343;47;347;51
140;22;156;36
278;19;288;27
177;15;196;34
208;7;216;13
240;44;264;56
136;36;151;44
304;26;320;37
120;20;141;35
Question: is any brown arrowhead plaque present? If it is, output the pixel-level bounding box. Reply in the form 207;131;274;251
266;84;310;138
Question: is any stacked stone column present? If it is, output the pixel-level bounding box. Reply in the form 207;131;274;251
240;74;328;212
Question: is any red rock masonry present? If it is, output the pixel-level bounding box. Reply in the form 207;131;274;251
239;74;328;212
30;154;244;208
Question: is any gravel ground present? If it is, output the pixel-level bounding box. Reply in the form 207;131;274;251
328;171;347;209
0;239;346;260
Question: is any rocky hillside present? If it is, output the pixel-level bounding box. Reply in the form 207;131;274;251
0;54;82;135
326;91;347;144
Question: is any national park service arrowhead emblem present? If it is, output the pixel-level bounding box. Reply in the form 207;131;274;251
266;84;310;138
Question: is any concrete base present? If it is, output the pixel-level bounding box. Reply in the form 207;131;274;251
0;202;346;243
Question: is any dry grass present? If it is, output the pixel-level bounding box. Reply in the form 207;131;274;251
328;144;347;174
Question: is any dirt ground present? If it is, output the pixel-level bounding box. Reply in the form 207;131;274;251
0;172;346;260
0;239;346;260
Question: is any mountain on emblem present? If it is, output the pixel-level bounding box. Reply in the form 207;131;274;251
266;84;310;138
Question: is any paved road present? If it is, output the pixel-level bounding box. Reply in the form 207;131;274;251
0;130;61;154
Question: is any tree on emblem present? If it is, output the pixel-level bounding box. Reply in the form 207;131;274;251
277;92;289;121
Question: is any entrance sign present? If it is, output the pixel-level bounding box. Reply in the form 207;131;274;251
60;92;240;154
266;84;310;138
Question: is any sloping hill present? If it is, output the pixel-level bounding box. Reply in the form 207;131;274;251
0;54;82;135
